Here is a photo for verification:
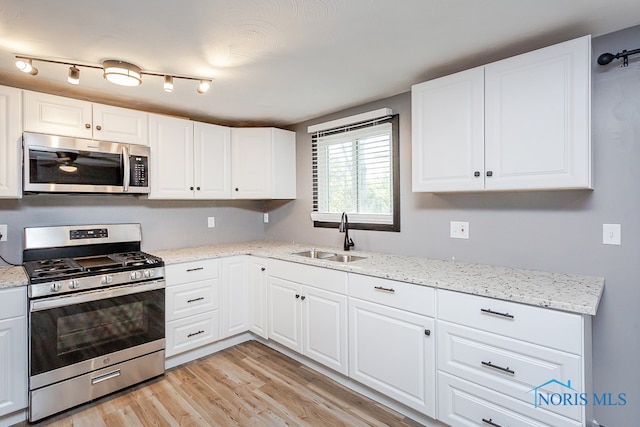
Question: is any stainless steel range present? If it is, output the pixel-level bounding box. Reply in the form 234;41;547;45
23;223;165;422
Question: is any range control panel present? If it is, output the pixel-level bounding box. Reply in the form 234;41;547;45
70;228;109;240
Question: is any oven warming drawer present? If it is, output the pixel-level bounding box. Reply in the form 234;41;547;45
29;349;165;422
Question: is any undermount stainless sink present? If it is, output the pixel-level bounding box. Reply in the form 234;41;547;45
293;250;366;263
294;250;336;259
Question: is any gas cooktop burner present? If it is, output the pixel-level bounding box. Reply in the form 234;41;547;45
30;259;83;278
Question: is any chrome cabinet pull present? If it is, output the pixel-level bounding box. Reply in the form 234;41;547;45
187;297;205;303
186;267;204;272
481;361;515;375
482;418;502;427
91;369;121;385
188;330;205;338
374;286;395;293
480;308;514;319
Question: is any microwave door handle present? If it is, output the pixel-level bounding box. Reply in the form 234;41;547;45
122;145;130;192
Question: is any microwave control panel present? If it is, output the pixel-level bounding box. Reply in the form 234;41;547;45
130;156;149;187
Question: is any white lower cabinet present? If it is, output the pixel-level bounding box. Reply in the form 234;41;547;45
221;256;250;338
436;289;591;427
267;260;348;375
248;257;268;339
165;259;221;357
0;287;27;418
348;274;436;418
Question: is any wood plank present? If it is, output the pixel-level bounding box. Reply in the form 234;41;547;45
29;341;423;426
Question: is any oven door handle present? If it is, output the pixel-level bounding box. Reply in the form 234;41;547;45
30;280;165;312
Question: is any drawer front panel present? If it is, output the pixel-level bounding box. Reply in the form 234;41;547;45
349;274;435;316
438;321;582;421
438;372;581;427
437;289;582;353
166;310;220;357
166;259;220;286
268;259;347;294
166;278;219;321
0;287;26;319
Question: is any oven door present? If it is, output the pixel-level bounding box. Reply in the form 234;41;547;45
29;280;165;390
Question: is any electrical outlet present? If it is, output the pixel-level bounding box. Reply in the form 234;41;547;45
603;223;621;245
450;221;469;239
207;217;215;228
0;224;7;242
264;213;269;223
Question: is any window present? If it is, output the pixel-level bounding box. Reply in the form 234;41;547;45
311;114;399;231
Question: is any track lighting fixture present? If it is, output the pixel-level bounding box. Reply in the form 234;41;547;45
16;58;38;75
14;55;213;94
597;47;640;67
67;66;80;85
163;75;174;92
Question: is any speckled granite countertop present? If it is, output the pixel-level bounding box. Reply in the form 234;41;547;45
0;266;28;289
153;240;604;316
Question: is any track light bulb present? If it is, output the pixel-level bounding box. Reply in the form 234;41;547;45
197;79;211;94
16;58;38;75
163;75;174;92
67;66;80;85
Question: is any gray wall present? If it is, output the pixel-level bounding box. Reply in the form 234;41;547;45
266;26;640;426
0;196;267;262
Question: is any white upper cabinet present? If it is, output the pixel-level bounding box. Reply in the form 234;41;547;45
0;85;22;199
412;35;592;192
193;122;232;199
149;116;232;200
231;127;296;199
23;91;148;145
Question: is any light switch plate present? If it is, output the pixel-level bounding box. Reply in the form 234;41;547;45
603;223;621;245
0;224;6;242
450;221;469;239
264;213;269;223
207;217;215;228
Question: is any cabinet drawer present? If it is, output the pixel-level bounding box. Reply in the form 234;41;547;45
438;372;581;427
268;259;347;294
438;321;582;422
349;274;435;317
166;259;220;286
437;290;582;353
166;278;219;321
0;287;26;319
165;310;220;357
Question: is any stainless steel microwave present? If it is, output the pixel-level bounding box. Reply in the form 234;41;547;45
23;132;150;194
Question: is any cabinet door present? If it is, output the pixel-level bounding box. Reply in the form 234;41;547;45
411;67;485;192
23;91;93;139
267;276;302;352
0;86;22;199
92;104;148;145
302;285;348;375
193;122;232;199
221;256;250;338
148;114;195;199
231;128;272;199
349;298;435;417
248;257;268;339
0;287;27;417
484;35;591;190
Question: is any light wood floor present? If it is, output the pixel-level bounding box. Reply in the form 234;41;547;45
30;341;423;426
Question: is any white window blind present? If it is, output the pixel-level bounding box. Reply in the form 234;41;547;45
311;116;397;227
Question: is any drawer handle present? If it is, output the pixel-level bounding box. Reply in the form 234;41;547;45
186;267;205;272
188;330;205;338
187;297;205;303
480;308;514;319
374;286;395;293
482;418;503;427
91;369;121;385
481;361;515;375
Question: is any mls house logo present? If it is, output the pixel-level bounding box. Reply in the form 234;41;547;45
529;379;627;408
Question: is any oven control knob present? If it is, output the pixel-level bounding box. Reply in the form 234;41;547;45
143;269;154;278
130;271;143;280
51;282;62;292
101;275;113;285
68;280;80;289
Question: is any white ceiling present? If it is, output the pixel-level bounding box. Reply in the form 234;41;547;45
0;1;638;127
